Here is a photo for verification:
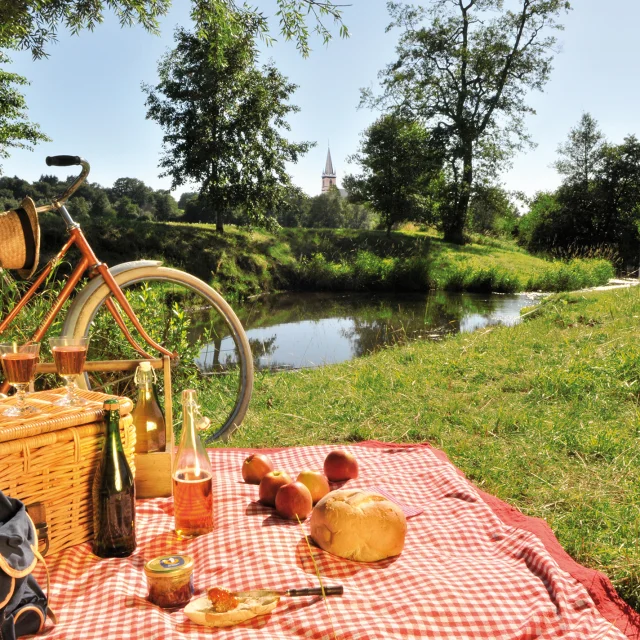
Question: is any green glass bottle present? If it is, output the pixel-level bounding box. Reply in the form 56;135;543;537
92;398;137;558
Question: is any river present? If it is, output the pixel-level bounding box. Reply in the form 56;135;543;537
196;290;538;371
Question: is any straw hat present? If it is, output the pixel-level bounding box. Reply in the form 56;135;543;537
0;197;41;279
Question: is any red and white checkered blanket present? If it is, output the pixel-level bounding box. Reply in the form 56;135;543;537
34;442;627;639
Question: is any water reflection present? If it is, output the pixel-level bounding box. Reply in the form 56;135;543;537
196;291;536;372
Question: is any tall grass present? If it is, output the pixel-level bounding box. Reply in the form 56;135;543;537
290;250;614;293
55;219;616;298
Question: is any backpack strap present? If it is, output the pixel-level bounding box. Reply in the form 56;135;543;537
25;515;55;627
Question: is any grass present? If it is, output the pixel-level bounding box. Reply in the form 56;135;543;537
39;216;614;300
222;286;640;610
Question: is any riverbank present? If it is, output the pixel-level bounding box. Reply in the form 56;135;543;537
41;217;614;299
225;286;640;609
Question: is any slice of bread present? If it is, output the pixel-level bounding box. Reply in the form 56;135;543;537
184;593;280;628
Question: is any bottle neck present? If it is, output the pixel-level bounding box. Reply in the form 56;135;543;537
137;382;152;403
180;401;198;449
106;409;125;454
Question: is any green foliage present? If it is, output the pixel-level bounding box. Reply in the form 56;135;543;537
365;0;571;244
0;53;50;174
1;0;346;60
554;112;605;185
143;25;312;232
519;123;640;270
344;114;443;233
0;173;180;224
468;184;519;237
0;1;170;59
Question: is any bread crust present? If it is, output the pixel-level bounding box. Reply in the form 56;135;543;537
310;489;407;562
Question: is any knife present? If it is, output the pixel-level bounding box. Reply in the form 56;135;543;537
232;586;343;598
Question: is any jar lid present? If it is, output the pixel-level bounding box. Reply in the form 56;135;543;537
144;554;194;577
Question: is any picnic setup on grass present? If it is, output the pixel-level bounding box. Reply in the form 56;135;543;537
0;156;639;640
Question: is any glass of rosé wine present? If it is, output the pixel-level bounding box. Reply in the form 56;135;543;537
0;343;41;417
49;336;90;406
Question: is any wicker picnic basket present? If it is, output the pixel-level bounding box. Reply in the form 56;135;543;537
0;388;135;556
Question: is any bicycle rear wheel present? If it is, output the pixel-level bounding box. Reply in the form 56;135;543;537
63;266;253;442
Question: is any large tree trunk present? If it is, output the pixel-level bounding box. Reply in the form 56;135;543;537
216;208;224;233
443;146;473;245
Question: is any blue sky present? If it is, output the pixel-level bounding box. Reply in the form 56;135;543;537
4;0;640;199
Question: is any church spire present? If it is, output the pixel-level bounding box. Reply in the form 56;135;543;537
323;147;335;177
322;145;336;192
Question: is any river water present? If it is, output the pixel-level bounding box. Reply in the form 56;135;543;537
209;290;537;371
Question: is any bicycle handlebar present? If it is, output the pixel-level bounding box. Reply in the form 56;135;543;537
43;155;91;212
46;155;83;167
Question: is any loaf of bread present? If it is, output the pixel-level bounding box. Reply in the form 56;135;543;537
310;489;407;562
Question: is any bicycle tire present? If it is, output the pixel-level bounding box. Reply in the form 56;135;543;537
64;266;253;441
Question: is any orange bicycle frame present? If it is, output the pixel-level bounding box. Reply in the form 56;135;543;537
0;156;173;394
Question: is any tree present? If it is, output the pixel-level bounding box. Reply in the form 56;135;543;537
365;0;571;244
153;190;180;220
1;1;346;60
305;188;345;228
344;114;443;234
0;1;345;172
0;53;49;174
520;135;640;269
468;184;518;236
554;112;605;186
143;25;312;232
178;191;198;210
275;186;311;227
110;177;151;205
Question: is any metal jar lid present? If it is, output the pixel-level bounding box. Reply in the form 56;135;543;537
144;554;194;577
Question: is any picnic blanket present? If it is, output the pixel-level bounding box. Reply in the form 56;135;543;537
31;441;636;639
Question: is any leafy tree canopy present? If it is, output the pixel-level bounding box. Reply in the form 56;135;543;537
344;114;443;233
553;112;605;186
0;53;49;174
1;0;347;59
519;130;640;269
143;24;313;232
364;0;571;244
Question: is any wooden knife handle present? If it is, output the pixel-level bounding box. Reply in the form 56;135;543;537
287;586;343;597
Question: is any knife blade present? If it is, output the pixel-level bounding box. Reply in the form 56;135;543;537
232;586;343;599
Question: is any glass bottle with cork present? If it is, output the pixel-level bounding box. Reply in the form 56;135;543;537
131;361;166;454
92;398;137;558
173;389;213;538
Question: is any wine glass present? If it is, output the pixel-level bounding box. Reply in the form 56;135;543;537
0;343;41;417
49;336;90;406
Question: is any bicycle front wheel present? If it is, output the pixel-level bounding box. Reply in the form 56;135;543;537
65;266;253;441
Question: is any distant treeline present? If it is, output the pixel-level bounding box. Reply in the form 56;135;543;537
0;174;380;231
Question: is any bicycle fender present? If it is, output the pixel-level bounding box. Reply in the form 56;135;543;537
61;260;162;336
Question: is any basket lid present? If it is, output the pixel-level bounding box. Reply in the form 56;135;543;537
0;389;133;443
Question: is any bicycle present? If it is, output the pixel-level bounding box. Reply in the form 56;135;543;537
0;155;253;441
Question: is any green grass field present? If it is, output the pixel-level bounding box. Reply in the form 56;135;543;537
225;286;640;609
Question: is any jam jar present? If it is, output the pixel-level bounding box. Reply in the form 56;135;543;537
144;554;194;608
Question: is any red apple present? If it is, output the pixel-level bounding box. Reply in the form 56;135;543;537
275;482;313;520
242;453;274;484
259;471;292;506
296;470;331;504
323;450;359;482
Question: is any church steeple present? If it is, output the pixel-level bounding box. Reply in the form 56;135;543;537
322;146;336;192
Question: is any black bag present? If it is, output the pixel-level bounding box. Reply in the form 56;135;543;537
0;493;53;639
